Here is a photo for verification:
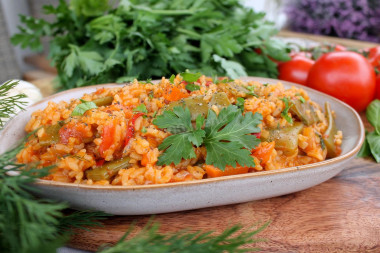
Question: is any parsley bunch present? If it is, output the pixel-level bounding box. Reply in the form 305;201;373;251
11;0;290;90
154;105;262;170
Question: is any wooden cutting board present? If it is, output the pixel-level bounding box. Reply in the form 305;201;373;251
68;158;380;252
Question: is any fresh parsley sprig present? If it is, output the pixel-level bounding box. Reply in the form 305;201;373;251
11;0;290;90
280;97;294;124
153;105;262;170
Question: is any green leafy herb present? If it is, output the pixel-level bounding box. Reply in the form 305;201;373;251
204;106;262;170
133;104;148;114
154;105;262;170
141;126;147;133
236;97;245;111
358;100;380;163
153;107;205;165
215;78;234;84
366;99;380;135
71;99;98;116
11;0;289;90
169;74;176;84
180;72;202;83
244;86;259;97
366;132;380;163
0;139;108;252
99;221;269;253
0;80;27;128
280;97;293;124
185;83;201;92
295;93;306;103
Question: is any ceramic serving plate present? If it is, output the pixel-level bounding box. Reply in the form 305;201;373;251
0;77;364;215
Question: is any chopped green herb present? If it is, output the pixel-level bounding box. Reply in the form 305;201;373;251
236;97;245;111
244;86;259;97
180;72;202;83
148;91;154;100
133;104;148;114
141;78;154;85
280;97;293;124
141;127;147;133
169;74;175;84
152;111;158;118
71;99;98;116
295;93;305;103
185;83;201;92
215;78;234;84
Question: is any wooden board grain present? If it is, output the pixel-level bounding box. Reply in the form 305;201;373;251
68;157;380;252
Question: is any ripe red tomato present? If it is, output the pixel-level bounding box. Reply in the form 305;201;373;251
368;46;380;69
278;54;315;85
376;75;380;99
306;51;376;111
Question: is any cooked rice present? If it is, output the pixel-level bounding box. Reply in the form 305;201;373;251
17;75;343;185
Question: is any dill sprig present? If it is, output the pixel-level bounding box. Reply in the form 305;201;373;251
0;140;109;253
0;80;28;129
99;221;269;253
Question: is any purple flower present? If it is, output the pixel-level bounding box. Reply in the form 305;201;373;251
286;0;380;42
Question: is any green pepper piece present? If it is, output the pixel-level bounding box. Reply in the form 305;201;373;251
262;122;304;155
209;92;231;109
166;96;209;121
39;122;64;146
92;96;113;107
85;156;130;181
323;102;338;158
289;99;319;125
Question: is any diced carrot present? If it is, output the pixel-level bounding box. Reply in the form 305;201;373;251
164;86;189;102
251;141;275;165
141;153;149;166
204;164;249;178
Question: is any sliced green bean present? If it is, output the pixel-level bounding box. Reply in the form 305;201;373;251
323;102;338;158
85;156;130;181
263;122;304;155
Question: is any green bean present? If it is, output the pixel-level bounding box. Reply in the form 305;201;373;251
92;96;114;107
289;99;319;125
39;122;64;146
85;156;130;181
323;102;338;158
263;122;304;155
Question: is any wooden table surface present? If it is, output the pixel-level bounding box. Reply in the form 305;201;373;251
68;157;380;252
24;32;380;252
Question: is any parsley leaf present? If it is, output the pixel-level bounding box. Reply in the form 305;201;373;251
154;105;262;169
236;97;245;111
71;99;98;116
244;86;259;97
280;97;293;124
169;74;176;84
204;106;262;170
133;104;148;114
154;106;206;166
185;83;201;92
180;72;202;83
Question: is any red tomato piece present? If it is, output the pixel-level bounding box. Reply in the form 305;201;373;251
306;51;376;112
59;122;88;144
368;46;380;69
124;113;144;146
278;54;315;85
99;123;115;156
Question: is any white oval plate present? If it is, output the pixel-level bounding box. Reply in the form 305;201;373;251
0;77;364;215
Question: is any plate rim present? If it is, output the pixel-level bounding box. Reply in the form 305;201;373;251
1;76;365;190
